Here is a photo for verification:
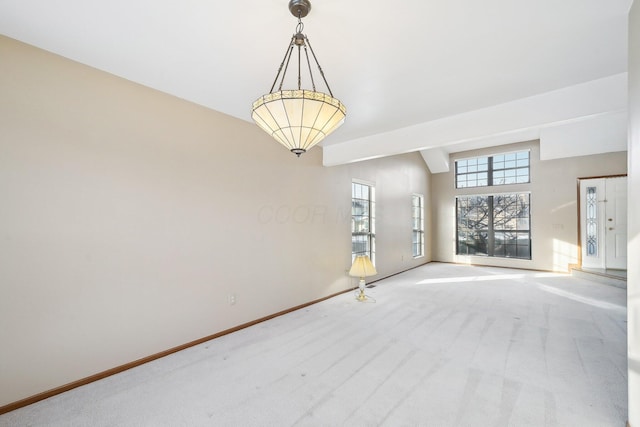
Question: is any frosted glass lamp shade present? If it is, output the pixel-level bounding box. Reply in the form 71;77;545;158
349;255;377;278
252;90;346;156
252;0;345;156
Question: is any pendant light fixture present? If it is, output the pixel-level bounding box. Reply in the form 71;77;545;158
251;0;346;157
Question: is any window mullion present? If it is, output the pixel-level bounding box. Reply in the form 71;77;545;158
488;195;495;256
487;156;493;187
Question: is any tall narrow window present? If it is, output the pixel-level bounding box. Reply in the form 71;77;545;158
492;193;531;258
412;194;424;257
352;181;375;263
456;195;489;255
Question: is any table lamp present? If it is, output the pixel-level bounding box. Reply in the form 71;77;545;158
349;255;377;301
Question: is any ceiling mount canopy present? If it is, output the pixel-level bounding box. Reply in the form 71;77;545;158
251;0;346;157
288;0;311;18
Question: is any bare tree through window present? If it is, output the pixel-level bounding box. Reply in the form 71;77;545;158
457;193;531;259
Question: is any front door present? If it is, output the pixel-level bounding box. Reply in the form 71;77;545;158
580;176;627;270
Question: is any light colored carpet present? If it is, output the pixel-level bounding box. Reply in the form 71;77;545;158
0;262;628;426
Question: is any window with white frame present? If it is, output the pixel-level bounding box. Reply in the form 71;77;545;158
352;181;375;263
412;194;424;257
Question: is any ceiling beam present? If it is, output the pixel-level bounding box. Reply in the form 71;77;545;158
322;73;628;168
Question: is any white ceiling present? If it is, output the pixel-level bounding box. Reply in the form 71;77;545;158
0;0;632;168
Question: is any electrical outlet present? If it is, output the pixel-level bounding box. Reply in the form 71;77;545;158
228;294;236;305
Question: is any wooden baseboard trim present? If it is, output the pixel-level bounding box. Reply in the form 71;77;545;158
0;287;351;415
366;260;431;286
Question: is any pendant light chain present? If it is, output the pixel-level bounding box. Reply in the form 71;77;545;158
270;10;326;95
277;43;294;92
303;42;316;92
305;37;334;98
297;27;302;89
270;43;294;93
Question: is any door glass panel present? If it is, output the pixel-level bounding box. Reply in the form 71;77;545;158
586;186;598;256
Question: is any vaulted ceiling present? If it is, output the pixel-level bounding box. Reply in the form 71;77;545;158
0;0;632;169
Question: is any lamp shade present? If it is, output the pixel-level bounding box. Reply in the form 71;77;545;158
349;255;377;278
252;90;346;156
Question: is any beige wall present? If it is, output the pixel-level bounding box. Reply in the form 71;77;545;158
628;2;640;425
431;140;627;272
0;36;431;407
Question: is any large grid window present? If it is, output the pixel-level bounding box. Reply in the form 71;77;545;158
412;194;424;257
352;182;375;263
456;151;529;188
456;193;531;259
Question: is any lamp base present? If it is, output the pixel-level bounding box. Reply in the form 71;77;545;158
356;287;367;301
356;278;369;302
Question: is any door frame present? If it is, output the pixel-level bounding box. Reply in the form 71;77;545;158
577;174;627;269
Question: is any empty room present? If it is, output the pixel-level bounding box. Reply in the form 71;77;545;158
1;0;639;426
